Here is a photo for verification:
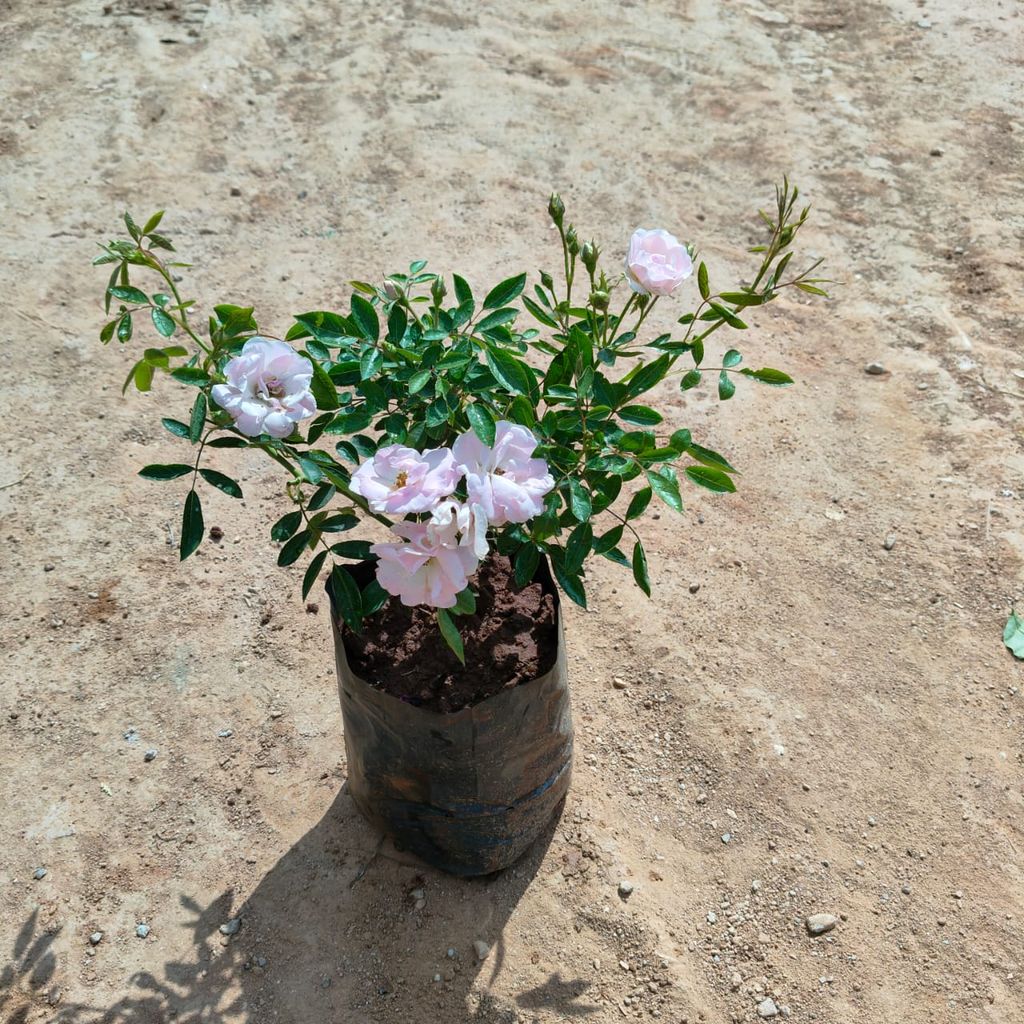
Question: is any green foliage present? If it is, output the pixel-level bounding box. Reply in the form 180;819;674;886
94;181;827;628
1004;611;1024;659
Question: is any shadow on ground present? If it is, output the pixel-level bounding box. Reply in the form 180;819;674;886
2;789;598;1023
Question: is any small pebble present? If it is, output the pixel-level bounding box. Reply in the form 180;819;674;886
721;832;732;844
883;534;897;551
33;867;47;880
144;749;158;762
446;947;457;959
901;884;912;895
612;677;628;690
217;729;233;739
90;932;103;945
806;913;839;936
44;563;55;572
473;940;490;961
917;17;932;28
865;362;887;375
618;880;634;899
136;924;150;939
757;997;779;1018
731;971;742;990
688;583;700;594
219;917;242;936
707;911;718;924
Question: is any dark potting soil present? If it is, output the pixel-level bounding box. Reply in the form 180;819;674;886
342;556;558;713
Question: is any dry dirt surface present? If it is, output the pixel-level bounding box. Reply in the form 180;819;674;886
2;1;1023;1022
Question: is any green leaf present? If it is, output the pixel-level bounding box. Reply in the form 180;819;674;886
330;540;373;560
647;467;684;513
685;465;737;493
623;354;671;400
124;211;141;240
188;393;207;443
680;369;702;391
361;578;389;617
207;436;248;449
514;544;540;588
271;510;303;542
142;210;165;235
551;553;587;609
697;262;709;299
795;282;829;297
452;588;477;617
307;483;337;512
161;418;191;439
466;403;496;447
722;348;742;368
330;564;364;633
436;608;465;664
199;467;242;498
453;274;474;309
359;347;383;380
309;359;340;411
147;232;175;251
139;463;193;481
302;550;328;600
740;367;794;386
278;529;312;567
565;523;593;575
476;307;519;332
594;524;623;554
109;285;148;304
631;540;651;597
619;404;663;427
99;319;117;344
718;371;737;401
132;360;154;392
298;456;324;484
180;489;203;561
522;295;558;328
1004;611;1024;659
170;367;210;386
688;442;736;473
117;314;133;343
387;304;407;344
485;346;534;396
482;273;527;310
408;369;432;394
568;478;592;521
718;291;766;307
350;294;380;342
709;302;748;329
626;486;653;520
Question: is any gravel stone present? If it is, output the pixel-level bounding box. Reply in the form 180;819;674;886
219;917;242;936
618;880;634;899
865;362;887;375
806;913;839;936
89;931;103;945
136;923;150;939
473;939;490;961
33;867;47;880
144;749;158;762
757;997;779;1018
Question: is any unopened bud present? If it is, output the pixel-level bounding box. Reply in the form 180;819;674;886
430;277;447;304
581;241;599;275
540;271;555;292
548;192;565;226
589;289;609;310
565;226;580;257
383;278;403;300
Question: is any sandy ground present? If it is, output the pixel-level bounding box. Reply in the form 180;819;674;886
2;0;1023;1022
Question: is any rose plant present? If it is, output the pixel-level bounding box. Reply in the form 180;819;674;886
93;180;827;662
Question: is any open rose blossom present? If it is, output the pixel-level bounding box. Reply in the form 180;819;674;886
625;228;693;297
350;444;460;515
430;498;490;560
211;337;317;439
371;518;479;609
453;421;554;526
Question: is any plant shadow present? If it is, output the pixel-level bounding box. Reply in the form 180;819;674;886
2;788;600;1022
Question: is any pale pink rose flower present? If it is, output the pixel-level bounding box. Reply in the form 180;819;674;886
211;336;317;439
453;421;555;526
371;519;479;609
625;228;693;297
350;445;460;515
431;499;490;560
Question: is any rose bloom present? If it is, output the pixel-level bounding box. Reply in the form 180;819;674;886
453;421;554;526
211;337;317;439
625;228;693;297
430;498;489;560
350;445;461;516
371;518;479;609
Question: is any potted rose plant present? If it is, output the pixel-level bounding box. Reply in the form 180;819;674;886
93;180;827;874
